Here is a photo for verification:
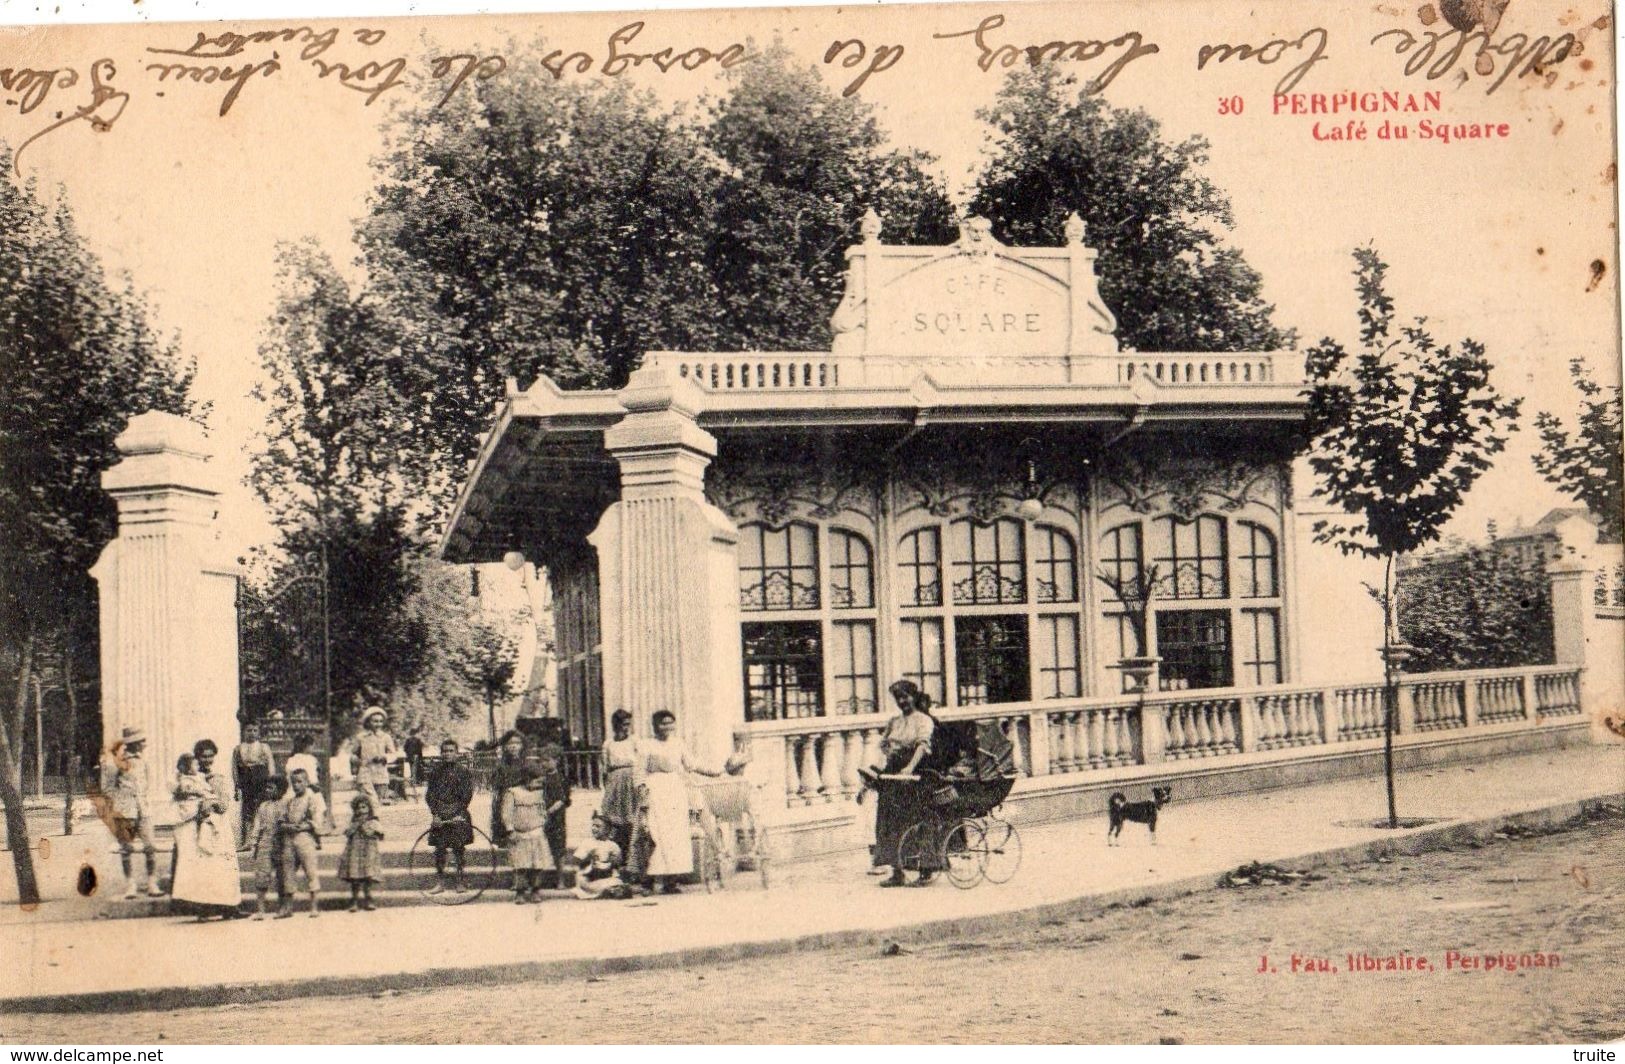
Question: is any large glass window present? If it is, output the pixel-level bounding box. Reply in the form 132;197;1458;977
1156;609;1233;689
1154;515;1228;600
830;621;877;714
828;530;874;609
898;618;946;707
742;622;823;721
1100;510;1286;693
950;519;1026;605
897;528;942;608
737;523;878;719
1102;523;1144;591
1034;526;1079;604
1239;609;1282;685
1237;522;1279;599
739;523;819;611
1034;614;1082;699
955;616;1031;705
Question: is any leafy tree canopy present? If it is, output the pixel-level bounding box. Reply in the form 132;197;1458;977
1533;357;1623;544
968;66;1290;354
1398;526;1555;672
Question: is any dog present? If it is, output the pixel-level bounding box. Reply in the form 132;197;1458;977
1107;786;1172;845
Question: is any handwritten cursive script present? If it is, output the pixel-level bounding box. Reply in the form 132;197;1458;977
1369;25;1576;94
933;15;1159;93
13;59;129;174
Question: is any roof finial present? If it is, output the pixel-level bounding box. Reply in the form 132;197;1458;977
860;208;883;243
1065;211;1087;245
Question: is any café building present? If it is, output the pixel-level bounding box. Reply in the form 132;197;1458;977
440;213;1591;852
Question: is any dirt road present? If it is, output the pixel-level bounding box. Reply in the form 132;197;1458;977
7;814;1621;1043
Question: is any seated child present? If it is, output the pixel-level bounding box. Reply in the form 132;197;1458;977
572;812;625;900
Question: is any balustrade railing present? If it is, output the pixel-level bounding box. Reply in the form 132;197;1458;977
1411;679;1468;731
1535;670;1583;718
734;664;1585;810
1048;704;1138;772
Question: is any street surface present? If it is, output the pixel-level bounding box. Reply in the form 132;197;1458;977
6;812;1620;1044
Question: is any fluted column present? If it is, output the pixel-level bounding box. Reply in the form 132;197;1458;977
91;412;241;782
590;367;742;770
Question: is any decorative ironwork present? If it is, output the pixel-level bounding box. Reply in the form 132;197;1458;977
706;461;876;525
239;551;332;800
1099;454;1284;519
740;571;820;612
903;579;942;608
952;564;1026;605
1159;561;1226;600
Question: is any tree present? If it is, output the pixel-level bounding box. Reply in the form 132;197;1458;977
452;612;521;746
702;47;957;351
1398;528;1555;672
0;144;199;903
969;66;1290;353
356;45;954;517
1533;358;1623;544
1303;246;1521;827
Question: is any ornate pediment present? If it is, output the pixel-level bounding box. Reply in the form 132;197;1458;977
830;212;1120;368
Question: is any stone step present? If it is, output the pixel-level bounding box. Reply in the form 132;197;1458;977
98;884;588;918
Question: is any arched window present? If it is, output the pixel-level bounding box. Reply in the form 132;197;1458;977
1153;514;1228;600
1237;522;1278;598
828;529;873;609
1034;525;1078;604
1102;523;1144;590
950;518;1026;605
897;527;942;607
1100;513;1285;692
738;523;878;720
739;522;819;612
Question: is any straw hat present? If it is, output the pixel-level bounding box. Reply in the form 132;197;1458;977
361;707;388;726
117;726;147;747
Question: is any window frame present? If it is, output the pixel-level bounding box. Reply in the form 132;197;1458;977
737;520;881;719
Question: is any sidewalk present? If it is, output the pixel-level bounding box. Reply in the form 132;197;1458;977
2;746;1620;1012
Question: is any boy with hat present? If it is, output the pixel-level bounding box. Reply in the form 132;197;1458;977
354;706;398;807
100;727;163;899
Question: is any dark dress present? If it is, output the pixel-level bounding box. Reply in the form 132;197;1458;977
404;736;425;784
425;760;475;850
539;766;568;863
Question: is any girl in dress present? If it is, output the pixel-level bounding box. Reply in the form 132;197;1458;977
338;793;384;911
599;710;641;866
501;761;558;903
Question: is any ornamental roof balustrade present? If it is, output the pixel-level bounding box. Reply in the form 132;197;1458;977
439;213;1307;564
643;211;1297;391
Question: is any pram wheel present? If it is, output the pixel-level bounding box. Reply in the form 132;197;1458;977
896;821;938;876
980;818;1022;885
941;821;985;889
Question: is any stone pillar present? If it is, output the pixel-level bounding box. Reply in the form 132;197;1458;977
90;412;241;784
589;367;743;769
1546;523;1621;742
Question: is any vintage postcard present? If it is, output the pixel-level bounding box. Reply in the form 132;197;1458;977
0;0;1620;1046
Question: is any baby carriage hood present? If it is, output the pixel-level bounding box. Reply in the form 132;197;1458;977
974;720;1017;782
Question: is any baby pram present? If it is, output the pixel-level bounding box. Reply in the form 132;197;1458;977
875;718;1022;888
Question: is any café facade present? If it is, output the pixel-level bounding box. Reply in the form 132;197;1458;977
440;213;1594;854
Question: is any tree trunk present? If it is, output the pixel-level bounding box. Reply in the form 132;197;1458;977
32;676;44;800
62;645;80;836
3;631;42;905
1382;554;1398;830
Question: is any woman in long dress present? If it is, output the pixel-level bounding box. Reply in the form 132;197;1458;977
171;739;245;920
599;710;641;865
869;680;939;888
637;710;725;895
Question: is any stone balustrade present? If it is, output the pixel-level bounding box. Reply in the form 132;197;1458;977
1117;355;1285;386
734;663;1585;810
